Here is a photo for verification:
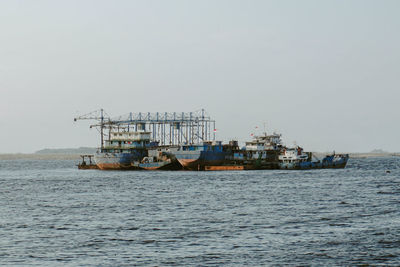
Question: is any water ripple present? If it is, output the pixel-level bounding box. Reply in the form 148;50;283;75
0;157;399;265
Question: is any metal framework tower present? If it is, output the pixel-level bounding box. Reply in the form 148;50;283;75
75;109;216;147
107;109;216;145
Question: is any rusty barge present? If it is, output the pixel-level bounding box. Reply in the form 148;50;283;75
77;155;99;169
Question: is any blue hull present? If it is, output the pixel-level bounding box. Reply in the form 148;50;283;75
95;151;146;170
280;154;349;170
174;148;227;170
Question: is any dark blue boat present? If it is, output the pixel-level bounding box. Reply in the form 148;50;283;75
279;147;349;170
173;141;227;170
95;131;161;170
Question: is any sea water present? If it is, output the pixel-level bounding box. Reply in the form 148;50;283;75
0;157;399;266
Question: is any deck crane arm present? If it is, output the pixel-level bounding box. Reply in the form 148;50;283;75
73;108;109;122
74;109;110;150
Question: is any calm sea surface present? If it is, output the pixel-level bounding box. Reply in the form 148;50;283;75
0;157;399;266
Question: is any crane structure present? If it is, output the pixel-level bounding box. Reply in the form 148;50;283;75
74;109;216;148
73;109;110;149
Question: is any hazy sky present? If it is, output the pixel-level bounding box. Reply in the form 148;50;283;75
1;0;399;153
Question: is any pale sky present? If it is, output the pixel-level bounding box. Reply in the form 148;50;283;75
1;0;399;153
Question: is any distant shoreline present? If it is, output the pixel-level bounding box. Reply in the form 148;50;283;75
0;153;83;160
0;152;399;161
348;153;400;159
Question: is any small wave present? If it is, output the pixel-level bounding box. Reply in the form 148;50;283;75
372;232;385;236
108;238;135;242
141;239;156;244
328;223;349;227
377;191;395;195
378;239;400;248
320;217;332;221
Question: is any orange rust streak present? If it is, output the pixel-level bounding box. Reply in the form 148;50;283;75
205;166;244;171
177;159;197;166
140;166;160;170
96;163;121;170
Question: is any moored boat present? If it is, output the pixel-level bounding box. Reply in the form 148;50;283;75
95;131;182;170
95;131;155;170
95;152;143;170
76;109;349;171
279;146;349;169
173;141;227;170
225;133;282;170
77;155;99;169
320;153;349;168
138;146;182;170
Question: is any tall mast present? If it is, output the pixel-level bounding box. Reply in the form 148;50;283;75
100;108;104;151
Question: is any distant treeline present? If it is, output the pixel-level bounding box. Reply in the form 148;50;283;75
35;147;97;154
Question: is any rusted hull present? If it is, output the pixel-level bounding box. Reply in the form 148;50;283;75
96;162;141;170
174;148;227;171
138;160;182;170
77;155;98;170
78;164;99;170
205;165;244;171
95;152;143;170
177;159;225;171
176;159;197;169
94;151;182;171
140;166;161;170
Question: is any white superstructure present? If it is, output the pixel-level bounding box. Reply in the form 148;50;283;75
245;133;282;151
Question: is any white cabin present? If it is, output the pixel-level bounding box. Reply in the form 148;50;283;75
110;131;151;142
245;133;282;151
279;147;309;163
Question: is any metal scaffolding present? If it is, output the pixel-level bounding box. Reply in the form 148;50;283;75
108;109;216;145
75;109;216;147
